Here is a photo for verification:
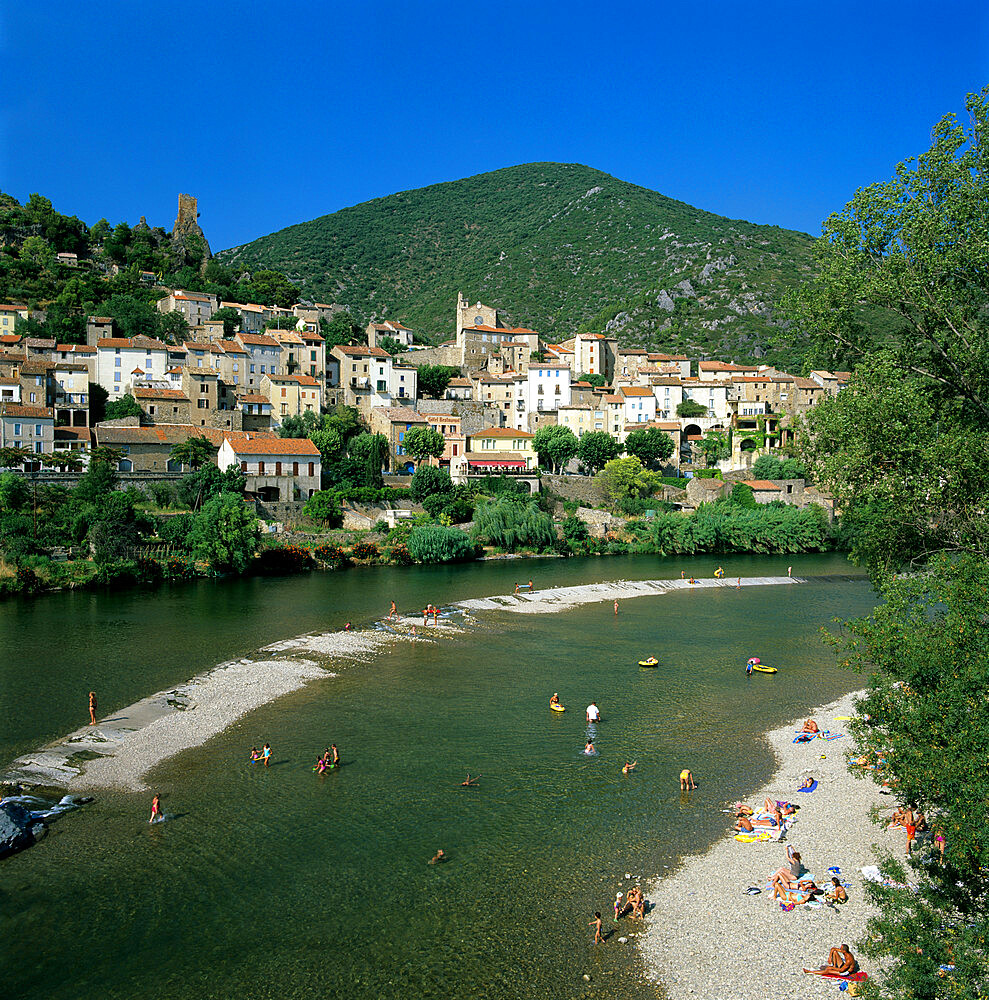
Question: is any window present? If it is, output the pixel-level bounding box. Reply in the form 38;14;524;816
308;462;314;477
13;423;20;435
275;462;282;476
233;363;238;372
250;364;255;373
259;461;265;475
261;365;266;374
30;392;36;402
148;406;156;415
293;462;299;475
114;374;120;383
197;399;208;409
114;357;121;367
281;388;287;397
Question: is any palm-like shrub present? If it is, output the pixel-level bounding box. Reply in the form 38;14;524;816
471;497;556;551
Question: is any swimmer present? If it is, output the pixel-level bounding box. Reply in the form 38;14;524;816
88;691;97;726
679;768;696;790
528;580;533;592
715;566;724;578
688;576;696;585
261;743;272;767
315;755;327;774
344;622;352;631
411;625;417;639
149;794;161;824
680;570;685;579
622;760;637;774
460;773;479;787
514;582;520;595
736;577;741;589
550;692;560;707
428;849;447;865
746;658;754;675
584;741;596;755
614;599;619;615
788;565;792;577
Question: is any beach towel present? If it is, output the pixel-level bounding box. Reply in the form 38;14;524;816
792;732;816;743
797;780;818;792
803;970;868;982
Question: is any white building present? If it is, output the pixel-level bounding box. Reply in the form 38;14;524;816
649;378;685;420
236;333;283;390
682;380;731;422
96;335;169;398
619;385;657;426
514;362;571;429
332;345;418;410
216;433;321;501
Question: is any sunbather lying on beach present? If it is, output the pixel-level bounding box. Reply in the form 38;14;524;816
804;944;858;976
751;807;784;828
764;797;797;816
735;815;755;832
734;803;754;817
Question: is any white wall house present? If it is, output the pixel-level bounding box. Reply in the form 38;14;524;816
236;333;282;390
619;385;657;425
514;363;571;429
650;378;685;420
96;336;169;398
683;380;730;421
216;434;321;501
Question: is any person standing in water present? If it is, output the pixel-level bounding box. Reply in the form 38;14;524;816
88;691;97;726
331;744;340;767
788;566;792;577
149;794;161;823
680;768;696;790
261;743;272;767
586;702;601;724
389;601;396;619
614;599;619;616
589;911;603;944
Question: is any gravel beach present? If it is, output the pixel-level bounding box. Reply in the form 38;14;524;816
638;690;896;999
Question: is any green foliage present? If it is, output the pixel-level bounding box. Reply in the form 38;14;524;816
561;515;589;543
830;556;989;999
406;524;478;564
349;432;389;488
697;429;731;467
646;502;831;555
211;306;241;336
319;312;361;348
531;425;578;473
350;540;379;561
676;399;708;418
176;463;246;511
576;430;620;473
728;482;757;508
302;490;344;527
215;163;815;361
169;435;217;471
624;426;675;468
597;455;658;503
74;460;117;503
577;372;607;388
190;492;259;573
410;465;452;502
403;426;445;465
0;472;29;512
471;497;556;551
88;492;138;564
157;513;194;550
415;364;459;399
751;454;806;480
377;335;407;355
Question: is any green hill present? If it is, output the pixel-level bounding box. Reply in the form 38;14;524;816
217;163;817;363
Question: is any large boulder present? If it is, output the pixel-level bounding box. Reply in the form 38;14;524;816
0;801;36;858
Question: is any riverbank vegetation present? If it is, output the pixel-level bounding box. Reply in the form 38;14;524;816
786;89;989;998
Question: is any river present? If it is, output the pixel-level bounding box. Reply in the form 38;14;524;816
0;554;876;1000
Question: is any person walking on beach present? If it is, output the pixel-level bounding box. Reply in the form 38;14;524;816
680;768;696;790
149;794;161;824
389;600;396;619
589;911;603;944
88;691;97;726
261;743;272;767
586;702;601;724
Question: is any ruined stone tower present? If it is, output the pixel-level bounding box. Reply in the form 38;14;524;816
171;193;212;260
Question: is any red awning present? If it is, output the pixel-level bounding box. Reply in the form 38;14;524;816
468;459;527;468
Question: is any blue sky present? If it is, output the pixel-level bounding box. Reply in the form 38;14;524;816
2;1;987;250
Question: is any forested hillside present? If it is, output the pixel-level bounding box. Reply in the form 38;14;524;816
218;163;817;362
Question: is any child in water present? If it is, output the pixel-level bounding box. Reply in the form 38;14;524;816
250;746;260;763
589;911;603;944
261;743;272;767
149;794;161;823
584;741;596;755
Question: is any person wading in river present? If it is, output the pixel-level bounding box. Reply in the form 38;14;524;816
88;691;97;726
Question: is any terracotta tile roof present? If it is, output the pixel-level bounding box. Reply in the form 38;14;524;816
95;424;202;445
172;292;213;303
1;403;52;419
0;304;28;312
237;333;281;347
19;359;55;374
739;479;781;491
268;374;319;385
97;336;167;350
618;349;648;356
223;301;266;313
182;341;213;352
447;377;472;386
55;344;94;353
55;427;92;441
699;360;744;371
0;376;17;385
216;340;248;354
620;385;654;397
236;393;270;405
52;362;89;372
334;345;390;358
0;334;22;344
601;394;624;403
301;332;324;342
472;427;534;439
731;376;772;383
792;377;822;389
223;434;320;457
530;362;570;370
649;377;685;386
133;387;189;400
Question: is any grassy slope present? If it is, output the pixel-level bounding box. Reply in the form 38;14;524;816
217;163;817;363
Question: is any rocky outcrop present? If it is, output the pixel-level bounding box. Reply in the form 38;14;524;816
0;801;39;858
170;193;212;266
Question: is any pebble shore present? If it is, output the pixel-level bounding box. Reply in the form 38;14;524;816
638;690;898;999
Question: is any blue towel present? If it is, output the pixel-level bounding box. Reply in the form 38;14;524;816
797;780;818;792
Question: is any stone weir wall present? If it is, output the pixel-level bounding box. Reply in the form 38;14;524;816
19;471;186;491
540;473;609;508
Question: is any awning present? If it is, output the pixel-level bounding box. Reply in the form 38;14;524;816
468;459;527;468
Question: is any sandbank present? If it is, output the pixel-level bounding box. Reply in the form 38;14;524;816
637;690;899;999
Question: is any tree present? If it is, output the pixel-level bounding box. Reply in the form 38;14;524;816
309;427;344;464
597;456;658;503
349;432;388;488
830;555;989;999
696;429;731;468
250;269;299;307
410;465;452;502
104;394;143;420
577;372;607;388
531;425;578;473
676;399;708;418
751;454;806;480
624;427;675;469
98;294;161;340
319;312;360;349
302;490;344;528
177;463;245;511
89;383;108;424
74;459;117;502
403;426;445;468
210;306;241;336
576;430;620;474
87;491;138;564
190;492;259;573
20;235;55;268
170;435;218;471
378;335;407;356
407;524;477;563
159;310;190;343
0;472;29;511
415;364;459;399
0;446;31;470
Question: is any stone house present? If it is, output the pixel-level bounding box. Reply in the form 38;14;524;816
0;402;54;454
217;434;321;501
737;479;783;504
445;377;472;400
96;336;169;398
260;373;321;424
133;386;193;424
0;304;29;337
367;320;413;348
685;476;727;506
51;363;90;428
157;290;218;325
235;332;282;389
369;406;427;474
463;427;537;471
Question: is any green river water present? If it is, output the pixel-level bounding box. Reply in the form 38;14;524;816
0;554;876;1000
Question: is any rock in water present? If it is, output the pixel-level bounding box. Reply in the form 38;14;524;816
0;801;36;858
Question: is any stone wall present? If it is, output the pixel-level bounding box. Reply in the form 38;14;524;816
540;473;609;508
413;399;504;435
575;506;628;538
404;344;462;368
255;500;313;527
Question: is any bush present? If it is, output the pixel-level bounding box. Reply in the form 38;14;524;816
351;540;379;561
561;515;589;543
407;524;478;563
410;465;453;502
729;482;757;508
472;497;556;551
373;519;389;533
314;543;349;568
691;469;723;479
387;542;413;565
147;482;175;509
751;454;807;480
158;513;194;550
303;490;344;528
253;543;314;574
